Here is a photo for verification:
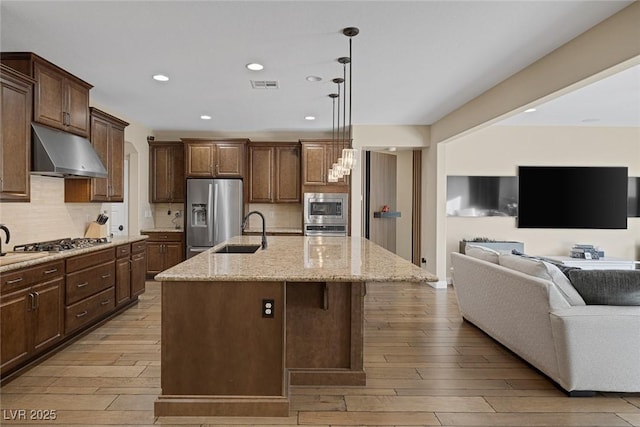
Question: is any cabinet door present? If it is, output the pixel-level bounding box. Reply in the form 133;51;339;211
65;78;90;137
115;257;131;305
249;146;274;202
302;144;326;185
0;69;31;201
185;143;215;177
216;143;244;176
31;278;64;354
0;287;31;374
275;145;301;202
146;242;164;276
33;61;65;130
171;145;185;202
150;145;172;202
108;125;125;201
90;115;110;201
164;242;184;270
131;252;146;297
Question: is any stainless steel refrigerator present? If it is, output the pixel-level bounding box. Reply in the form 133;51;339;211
186;178;243;259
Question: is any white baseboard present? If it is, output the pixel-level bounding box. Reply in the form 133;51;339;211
426;280;448;289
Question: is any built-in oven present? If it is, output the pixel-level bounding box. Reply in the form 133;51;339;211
303;192;348;236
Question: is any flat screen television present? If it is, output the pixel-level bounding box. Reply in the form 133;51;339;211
517;166;628;229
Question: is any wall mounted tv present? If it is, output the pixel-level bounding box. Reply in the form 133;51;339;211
517;166;628;229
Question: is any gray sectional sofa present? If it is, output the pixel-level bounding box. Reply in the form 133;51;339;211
450;248;640;394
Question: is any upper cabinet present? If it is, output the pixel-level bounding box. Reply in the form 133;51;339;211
248;142;300;203
0;65;34;202
149;140;185;203
1;52;92;137
65;108;128;202
300;140;348;188
183;139;247;178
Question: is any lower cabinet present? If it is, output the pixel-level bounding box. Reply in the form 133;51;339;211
0;260;65;375
145;232;184;277
0;240;148;380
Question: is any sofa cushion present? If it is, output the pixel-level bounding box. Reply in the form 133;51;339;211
567;269;640;306
465;244;500;264
499;254;586;306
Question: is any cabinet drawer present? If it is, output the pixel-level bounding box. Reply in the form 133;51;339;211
131;241;146;254
66;248;115;273
66;261;115;305
1;260;64;291
116;244;130;258
65;287;115;334
146;233;183;242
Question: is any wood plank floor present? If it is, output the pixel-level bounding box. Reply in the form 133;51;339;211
1;281;639;426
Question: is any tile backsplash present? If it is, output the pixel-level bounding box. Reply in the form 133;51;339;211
245;203;302;231
152;203;185;229
0;175;103;247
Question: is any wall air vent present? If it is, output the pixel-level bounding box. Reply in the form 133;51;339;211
251;80;279;89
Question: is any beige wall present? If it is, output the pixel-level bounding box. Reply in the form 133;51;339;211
444;125;640;277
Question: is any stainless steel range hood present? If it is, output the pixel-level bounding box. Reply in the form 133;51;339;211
31;123;107;178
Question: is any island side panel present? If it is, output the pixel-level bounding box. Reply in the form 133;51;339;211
160;281;286;397
286;281;366;385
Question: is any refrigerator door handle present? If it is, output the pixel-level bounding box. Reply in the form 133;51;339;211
214;183;219;244
207;183;214;244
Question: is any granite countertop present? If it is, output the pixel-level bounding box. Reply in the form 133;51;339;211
141;228;184;233
0;235;148;273
244;227;303;234
155;235;438;283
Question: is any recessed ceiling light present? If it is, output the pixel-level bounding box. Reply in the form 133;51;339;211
152;74;169;82
524;108;537;113
387;147;397;152
200;115;212;120
305;116;316;121
246;63;264;71
581;118;600;123
306;75;322;82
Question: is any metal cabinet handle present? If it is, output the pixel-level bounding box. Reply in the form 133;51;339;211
100;299;111;306
33;291;40;309
7;277;24;284
101;273;111;279
29;293;36;311
77;282;89;288
44;268;58;275
76;310;88;318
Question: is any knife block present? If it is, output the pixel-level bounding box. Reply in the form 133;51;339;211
84;222;107;238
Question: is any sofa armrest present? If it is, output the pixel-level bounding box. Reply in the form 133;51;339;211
550;306;640;392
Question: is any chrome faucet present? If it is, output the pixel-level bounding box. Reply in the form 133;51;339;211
0;224;10;256
241;211;267;250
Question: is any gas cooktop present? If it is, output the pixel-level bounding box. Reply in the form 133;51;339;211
13;237;109;252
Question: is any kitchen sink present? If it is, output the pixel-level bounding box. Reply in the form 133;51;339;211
214;244;261;254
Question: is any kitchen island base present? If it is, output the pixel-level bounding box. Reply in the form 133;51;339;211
156;280;365;417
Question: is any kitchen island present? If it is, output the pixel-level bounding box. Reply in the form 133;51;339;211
154;235;437;417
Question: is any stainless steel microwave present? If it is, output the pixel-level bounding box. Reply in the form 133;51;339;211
303;192;348;225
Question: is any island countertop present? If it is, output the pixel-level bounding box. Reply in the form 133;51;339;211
155;235;438;283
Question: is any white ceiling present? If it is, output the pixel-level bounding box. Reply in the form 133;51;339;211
1;1;637;133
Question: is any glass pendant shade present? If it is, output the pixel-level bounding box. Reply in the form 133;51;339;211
327;168;338;182
341;148;357;169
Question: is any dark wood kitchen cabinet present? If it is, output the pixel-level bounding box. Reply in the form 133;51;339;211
0;260;65;376
248;142;300;203
149;140;185;203
130;240;147;297
1;52;92;137
300;139;348;188
64;108;129;202
65;248;116;334
183;139;247;178
0;65;34;202
115;244;131;306
145;232;184;277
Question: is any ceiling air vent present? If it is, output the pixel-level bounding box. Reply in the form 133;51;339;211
251;80;279;89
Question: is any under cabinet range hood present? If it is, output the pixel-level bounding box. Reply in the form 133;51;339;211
31;123;107;178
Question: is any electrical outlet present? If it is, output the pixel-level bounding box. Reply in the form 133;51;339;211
262;299;275;318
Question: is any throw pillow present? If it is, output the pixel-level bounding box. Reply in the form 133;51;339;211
499;254;586;305
465;244;500;264
567;269;640;306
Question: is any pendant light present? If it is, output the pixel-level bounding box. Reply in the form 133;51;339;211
341;27;359;170
327;92;339;183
